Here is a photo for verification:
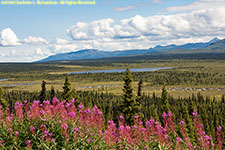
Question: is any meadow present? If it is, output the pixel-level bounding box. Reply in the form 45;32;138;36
0;59;225;98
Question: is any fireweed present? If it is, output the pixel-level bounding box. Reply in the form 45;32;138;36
0;97;223;149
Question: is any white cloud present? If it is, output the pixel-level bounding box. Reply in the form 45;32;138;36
35;48;45;55
55;38;70;45
67;18;115;40
114;0;165;12
114;5;139;12
10;49;16;56
165;0;225;12
67;7;225;49
24;36;48;45
49;43;77;53
0;28;21;46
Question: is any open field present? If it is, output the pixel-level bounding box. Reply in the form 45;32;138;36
1;59;225;99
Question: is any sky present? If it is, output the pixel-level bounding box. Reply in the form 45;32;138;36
0;0;225;62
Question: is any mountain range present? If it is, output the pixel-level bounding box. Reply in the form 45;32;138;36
39;37;224;62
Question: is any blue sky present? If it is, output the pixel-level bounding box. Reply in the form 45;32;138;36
0;0;225;62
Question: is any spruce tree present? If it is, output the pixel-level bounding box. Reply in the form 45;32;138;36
50;86;55;100
0;86;3;100
161;85;170;113
137;79;143;97
62;74;72;101
120;68;140;125
39;81;46;103
182;104;196;143
70;89;79;100
0;87;8;107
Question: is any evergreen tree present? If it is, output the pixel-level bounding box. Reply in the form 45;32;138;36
62;74;72;101
50;86;55;100
161;85;170;113
70;89;78;100
137;79;143;97
182;104;196;143
120;68;140;125
0;86;3;100
0;87;8;108
188;97;195;116
39;81;46;103
136;79;143;117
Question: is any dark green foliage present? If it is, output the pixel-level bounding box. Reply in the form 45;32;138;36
137;79;143;97
70;89;78;100
39;81;46;103
182;104;196;143
161;85;170;113
0;87;3;99
0;87;9;108
1;84;225;143
62;74;72;101
50;85;55;100
120;68;140;125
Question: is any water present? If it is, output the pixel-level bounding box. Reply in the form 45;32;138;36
69;67;173;74
0;79;8;81
0;82;36;87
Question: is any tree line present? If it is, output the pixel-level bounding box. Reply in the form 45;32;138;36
0;69;225;145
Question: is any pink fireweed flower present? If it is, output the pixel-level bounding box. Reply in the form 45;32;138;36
40;124;46;128
26;140;32;150
132;125;137;129
176;137;182;142
61;123;69;142
216;125;223;150
179;120;185;125
68;112;76;118
78;104;84;110
119;115;123;120
188;142;193;148
41;135;45;140
0;140;4;145
40;110;45;116
14;101;24;122
217;125;222;131
118;125;124;131
51;138;56;143
167;112;172;117
52;97;60;105
84;108;91;113
141;128;146;132
192;112;198;117
162;112;167;118
134;115;139;119
15;131;19;138
73;127;79;132
44;130;49;136
61;123;68;130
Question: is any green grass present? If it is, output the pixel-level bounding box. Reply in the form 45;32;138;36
1;59;225;99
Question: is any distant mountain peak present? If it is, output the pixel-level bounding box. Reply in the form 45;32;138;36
209;37;220;44
38;38;225;62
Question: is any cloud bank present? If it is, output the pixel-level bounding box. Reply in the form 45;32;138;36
24;36;48;45
67;7;225;48
0;28;21;46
